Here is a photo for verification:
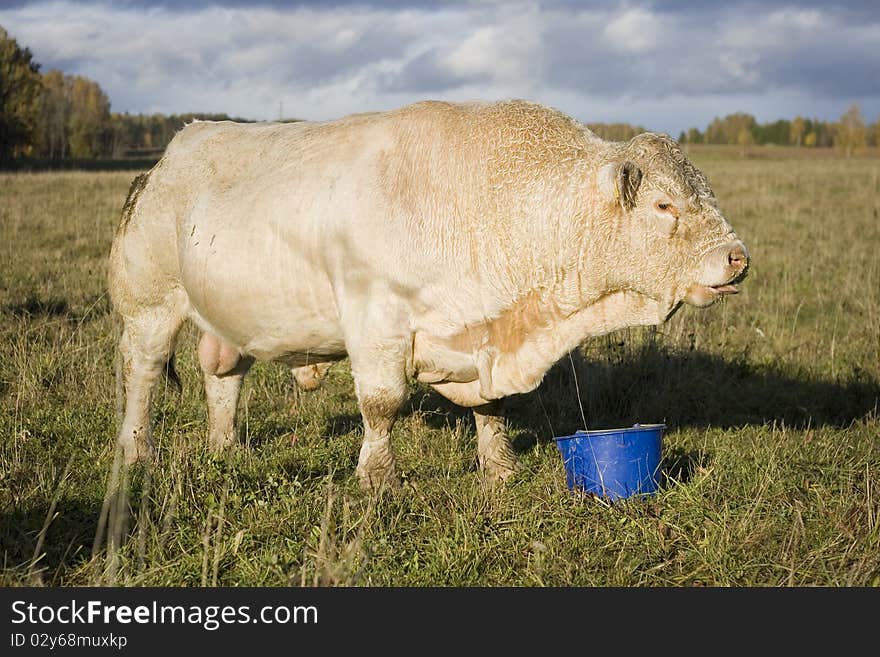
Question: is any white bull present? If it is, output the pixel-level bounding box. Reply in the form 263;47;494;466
108;100;748;488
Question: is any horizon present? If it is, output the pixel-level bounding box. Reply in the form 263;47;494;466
1;1;878;135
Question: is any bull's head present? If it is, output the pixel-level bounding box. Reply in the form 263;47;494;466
597;132;749;314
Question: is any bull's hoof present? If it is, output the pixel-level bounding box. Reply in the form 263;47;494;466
208;430;237;455
356;466;401;491
120;440;152;466
479;454;519;486
118;426;154;466
355;438;399;491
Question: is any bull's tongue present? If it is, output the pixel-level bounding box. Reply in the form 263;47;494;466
712;284;738;295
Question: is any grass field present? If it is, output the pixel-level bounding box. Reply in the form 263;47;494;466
1;150;878;586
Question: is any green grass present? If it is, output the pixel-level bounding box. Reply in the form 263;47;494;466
1;154;878;586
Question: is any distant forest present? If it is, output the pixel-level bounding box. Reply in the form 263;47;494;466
1;25;877;164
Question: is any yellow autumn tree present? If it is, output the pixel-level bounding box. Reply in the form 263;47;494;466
37;69;71;158
736;126;754;156
68;75;110;158
834;104;866;157
790;116;806;147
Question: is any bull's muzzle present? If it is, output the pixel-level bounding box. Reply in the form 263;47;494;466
685;239;750;306
726;241;749;277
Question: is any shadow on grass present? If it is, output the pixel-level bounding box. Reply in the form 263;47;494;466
323;413;362;438
401;345;879;450
2;293;111;323
235;411;362;450
661;447;710;488
0;498;100;584
275;460;356;484
3;296;70;318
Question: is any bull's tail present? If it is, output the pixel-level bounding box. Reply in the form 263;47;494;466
114;345;124;423
163;354;182;394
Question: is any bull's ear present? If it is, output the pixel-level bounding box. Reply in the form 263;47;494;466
615;161;642;210
599;160;642;211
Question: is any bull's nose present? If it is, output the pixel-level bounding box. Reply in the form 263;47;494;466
728;242;749;271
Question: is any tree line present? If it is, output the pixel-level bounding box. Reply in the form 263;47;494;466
1;26;249;164
2;25;878;164
679;106;878;156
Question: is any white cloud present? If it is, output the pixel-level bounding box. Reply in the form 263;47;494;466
443;5;542;84
0;0;878;133
603;8;662;53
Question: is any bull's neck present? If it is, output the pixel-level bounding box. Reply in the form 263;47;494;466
479;285;667;399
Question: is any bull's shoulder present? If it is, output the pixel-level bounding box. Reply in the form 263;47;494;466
401;99;594;160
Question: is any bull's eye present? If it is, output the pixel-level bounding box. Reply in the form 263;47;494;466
652;199;680;236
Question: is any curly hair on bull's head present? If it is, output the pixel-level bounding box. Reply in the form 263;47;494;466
622;132;716;209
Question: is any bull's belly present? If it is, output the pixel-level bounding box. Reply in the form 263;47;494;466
187;299;347;365
187;296;347;363
179;228;346;364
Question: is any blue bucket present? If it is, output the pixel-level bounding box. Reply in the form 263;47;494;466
553;424;665;500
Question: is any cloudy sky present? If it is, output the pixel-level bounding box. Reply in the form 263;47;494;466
1;0;878;134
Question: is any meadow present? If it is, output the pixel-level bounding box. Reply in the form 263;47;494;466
1;147;878;586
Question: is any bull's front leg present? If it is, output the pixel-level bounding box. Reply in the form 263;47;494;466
349;338;409;490
473;401;518;484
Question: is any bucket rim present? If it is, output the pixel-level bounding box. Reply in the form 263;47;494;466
552;423;666;441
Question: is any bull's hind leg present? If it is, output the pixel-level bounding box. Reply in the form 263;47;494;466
198;332;253;452
117;294;186;465
473;401;518;484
